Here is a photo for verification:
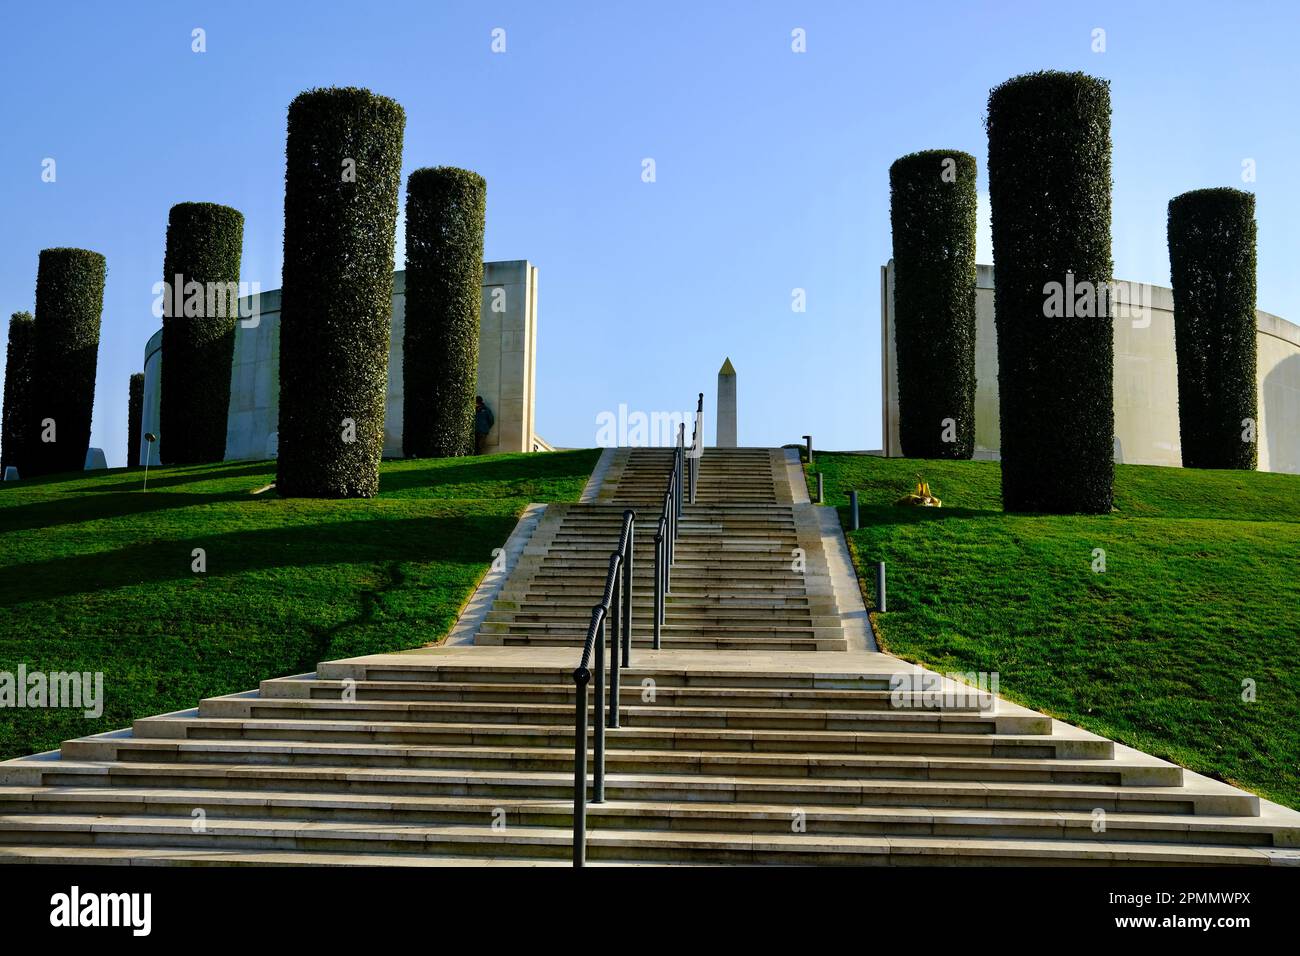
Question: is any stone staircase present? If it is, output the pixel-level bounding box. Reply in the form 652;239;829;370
479;448;842;653
1;446;1297;866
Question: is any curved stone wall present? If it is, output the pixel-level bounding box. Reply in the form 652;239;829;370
882;261;1300;474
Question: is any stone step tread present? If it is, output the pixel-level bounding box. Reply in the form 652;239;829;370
0;845;598;867
482;622;831;633
487;637;846;650
304;673;880;690
308;666;906;683
203;698;1007;721
262;680;983;702
78;738;1167;776
4;760;1227;804
137;717;1076;749
3;787;1278;835
0;815;1284;865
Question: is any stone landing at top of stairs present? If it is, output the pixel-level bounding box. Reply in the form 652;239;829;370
2;446;1298;867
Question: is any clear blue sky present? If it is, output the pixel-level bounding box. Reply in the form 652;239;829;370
3;0;1297;466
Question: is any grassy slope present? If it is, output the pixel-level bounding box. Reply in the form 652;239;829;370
0;450;599;760
811;454;1300;809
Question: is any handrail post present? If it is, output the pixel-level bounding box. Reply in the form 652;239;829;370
691;393;702;504
592;612;606;803
669;471;676;568
608;569;621;729
676;424;684;522
572;666;590;867
622;511;634;667
653;527;664;649
665;496;673;594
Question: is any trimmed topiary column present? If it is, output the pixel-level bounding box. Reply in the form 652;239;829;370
29;248;107;477
1;311;36;476
986;71;1114;513
277;87;406;498
889;149;978;459
128;372;145;467
403;166;487;458
1167;188;1258;470
159;201;244;464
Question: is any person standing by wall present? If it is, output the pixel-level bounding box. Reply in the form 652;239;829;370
474;395;494;454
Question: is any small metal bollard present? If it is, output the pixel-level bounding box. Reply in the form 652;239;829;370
875;561;887;613
802;434;813;465
850;491;859;530
816;472;824;504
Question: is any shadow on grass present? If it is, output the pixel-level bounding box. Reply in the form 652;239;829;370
71;462;275;494
839;504;1001;529
378;451;596;495
0;513;518;608
0;490;261;534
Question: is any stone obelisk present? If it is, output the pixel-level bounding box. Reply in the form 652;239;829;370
717;357;737;447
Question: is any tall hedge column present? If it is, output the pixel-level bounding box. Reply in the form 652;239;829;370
159;201;244;464
29;248;107;477
403;167;487;458
889;150;978;459
1;311;36;475
277;87;405;498
1167;188;1258;470
128;372;145;467
986;71;1114;513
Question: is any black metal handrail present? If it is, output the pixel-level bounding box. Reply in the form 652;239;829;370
571;507;634;867
571;393;704;866
653;423;683;649
688;391;703;505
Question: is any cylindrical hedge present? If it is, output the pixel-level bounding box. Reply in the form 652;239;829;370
128;372;144;467
1167;188;1258;470
159;201;244;465
889;150;978;459
1;311;36;475
986;71;1114;513
277;87;406;498
29;248;107;477
403;166;487;458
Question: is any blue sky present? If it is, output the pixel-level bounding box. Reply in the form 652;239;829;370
2;0;1297;466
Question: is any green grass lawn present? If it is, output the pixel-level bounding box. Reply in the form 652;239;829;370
0;450;599;761
811;453;1300;809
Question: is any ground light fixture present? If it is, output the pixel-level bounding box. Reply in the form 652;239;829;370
142;433;157;491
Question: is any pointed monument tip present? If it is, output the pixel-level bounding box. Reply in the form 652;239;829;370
719;357;735;375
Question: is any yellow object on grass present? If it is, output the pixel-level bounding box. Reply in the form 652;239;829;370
895;476;942;507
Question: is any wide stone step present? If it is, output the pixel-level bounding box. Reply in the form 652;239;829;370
1;790;1284;848
2;761;1255;814
496;584;809;598
57;737;1183;786
539;542;801;556
0;844;594;867
478;621;835;639
492;596;816;613
133;716;1101;757
261;680;935;712
521;565;807;579
489;612;821;629
309;664;881;691
190;695;1027;731
0;814;1284;865
481;633;848;652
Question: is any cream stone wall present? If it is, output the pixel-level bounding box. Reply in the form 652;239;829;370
139;260;538;464
881;260;1300;474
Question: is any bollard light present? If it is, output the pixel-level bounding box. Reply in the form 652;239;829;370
851;490;860;530
875;560;887;614
142;433;158;492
